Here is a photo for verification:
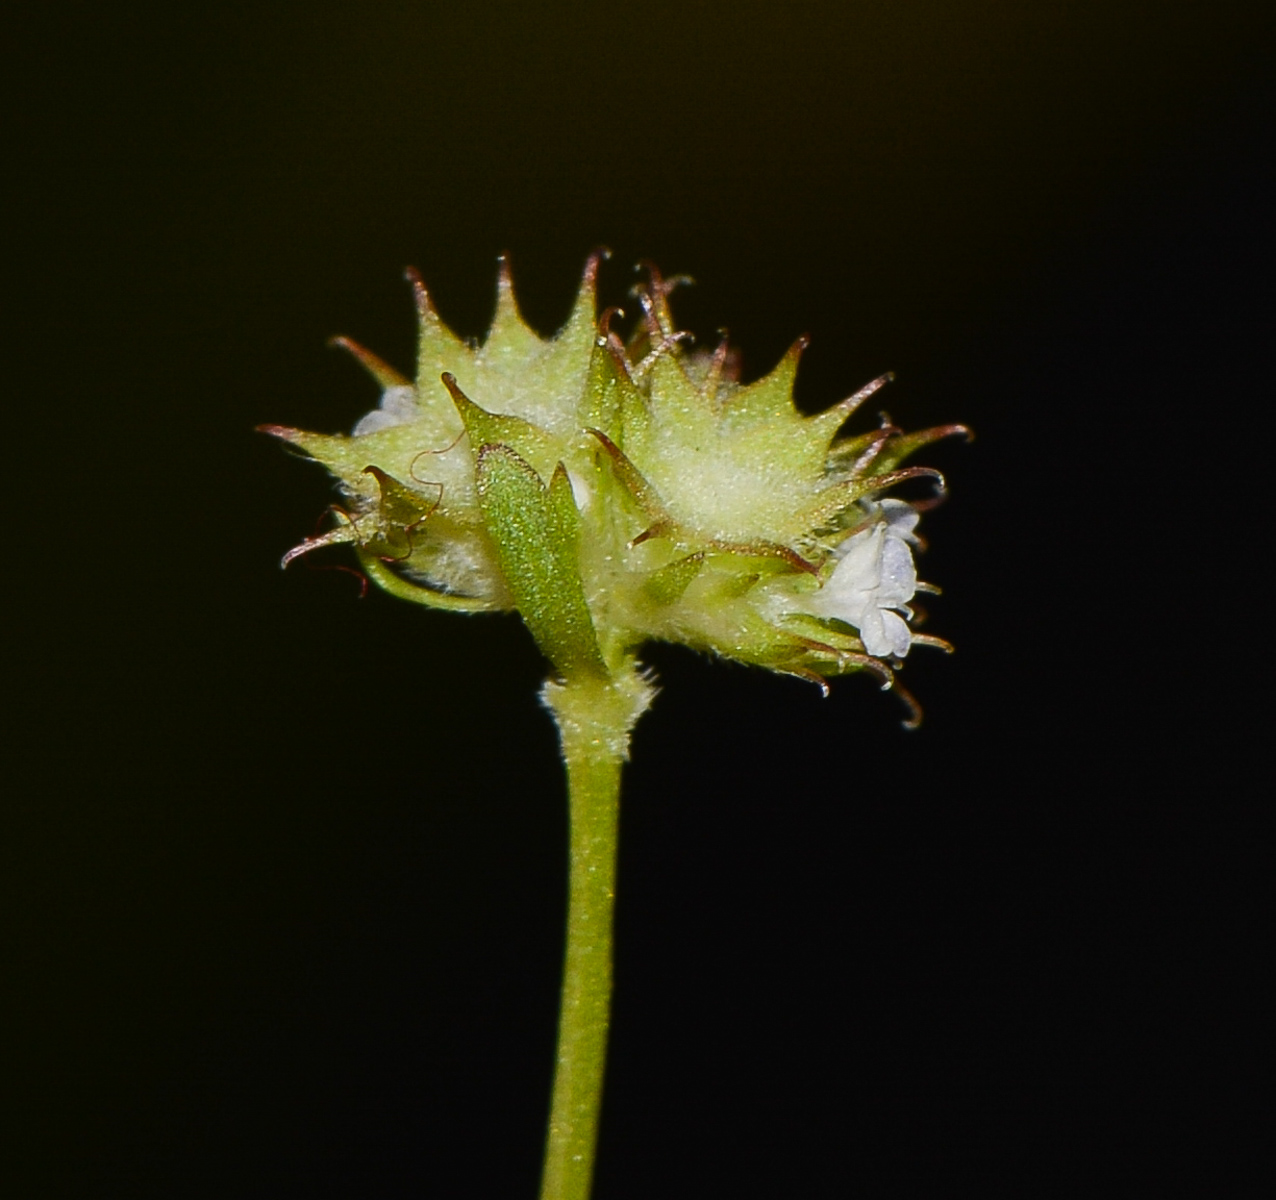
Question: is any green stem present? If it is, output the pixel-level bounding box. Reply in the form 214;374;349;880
539;668;653;1200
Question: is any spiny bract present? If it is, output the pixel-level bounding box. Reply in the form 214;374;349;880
263;255;966;720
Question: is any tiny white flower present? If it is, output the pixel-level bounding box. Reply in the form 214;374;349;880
352;384;419;435
809;499;920;658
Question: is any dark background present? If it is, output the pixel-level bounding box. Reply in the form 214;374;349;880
6;2;1272;1196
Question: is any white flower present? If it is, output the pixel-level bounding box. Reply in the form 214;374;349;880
352;384;419;435
809;499;920;658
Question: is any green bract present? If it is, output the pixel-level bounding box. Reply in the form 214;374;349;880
263;255;966;718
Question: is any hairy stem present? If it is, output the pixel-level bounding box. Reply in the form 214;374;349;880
538;668;652;1200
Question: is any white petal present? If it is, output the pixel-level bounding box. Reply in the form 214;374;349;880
855;607;887;655
352;385;419;436
876;609;913;658
817;526;883;623
877;534;917;607
854;608;912;658
879;498;921;542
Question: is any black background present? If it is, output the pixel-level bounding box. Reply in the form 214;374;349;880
6;2;1273;1196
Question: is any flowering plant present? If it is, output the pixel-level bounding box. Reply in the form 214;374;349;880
262;254;965;1199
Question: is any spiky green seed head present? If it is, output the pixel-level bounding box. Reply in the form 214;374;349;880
262;255;966;719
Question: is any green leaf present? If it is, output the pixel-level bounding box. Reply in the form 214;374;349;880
442;371;558;477
579;334;644;443
642;552;705;606
474;444;607;679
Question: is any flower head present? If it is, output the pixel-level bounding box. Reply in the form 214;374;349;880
262;256;966;721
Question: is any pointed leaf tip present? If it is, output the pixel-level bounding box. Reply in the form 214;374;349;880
834;373;893;420
443;371;556;473
404;265;437;317
719;335;807;425
484;253;545;353
328;336;411;388
280;521;357;568
493;254;521;315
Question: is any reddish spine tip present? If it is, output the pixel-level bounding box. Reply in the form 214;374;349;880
439;372;474;409
255;423;302;441
583;247;611;288
597;306;625;337
403;266;437;317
